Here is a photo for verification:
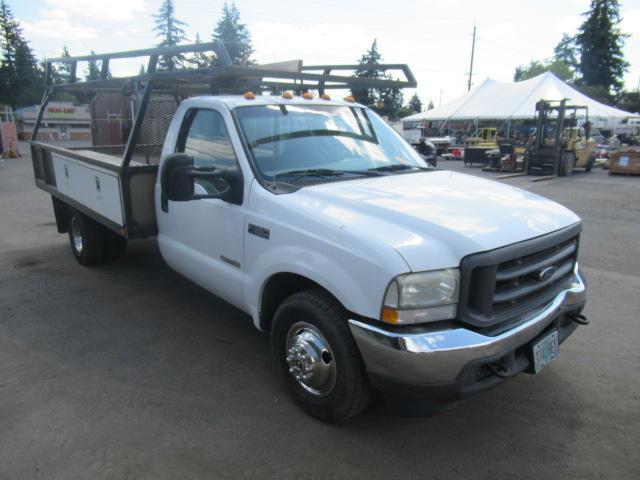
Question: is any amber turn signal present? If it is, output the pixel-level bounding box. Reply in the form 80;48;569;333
381;306;399;324
243;91;256;100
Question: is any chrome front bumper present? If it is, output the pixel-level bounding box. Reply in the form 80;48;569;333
349;265;587;386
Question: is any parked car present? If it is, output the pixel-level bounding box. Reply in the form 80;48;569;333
415;138;437;166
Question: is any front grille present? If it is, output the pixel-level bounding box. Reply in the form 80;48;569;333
458;224;581;328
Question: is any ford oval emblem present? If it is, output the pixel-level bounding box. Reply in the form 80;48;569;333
537;265;557;282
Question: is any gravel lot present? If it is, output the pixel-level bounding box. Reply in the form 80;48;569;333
1;146;639;479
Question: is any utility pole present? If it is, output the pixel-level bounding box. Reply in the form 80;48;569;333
467;25;476;91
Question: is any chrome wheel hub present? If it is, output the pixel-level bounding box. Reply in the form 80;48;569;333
70;216;83;253
285;322;336;396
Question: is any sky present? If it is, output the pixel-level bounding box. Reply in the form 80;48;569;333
12;0;640;106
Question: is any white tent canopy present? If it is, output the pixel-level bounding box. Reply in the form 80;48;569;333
403;72;637;128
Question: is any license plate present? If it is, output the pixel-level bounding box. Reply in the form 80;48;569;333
532;330;559;373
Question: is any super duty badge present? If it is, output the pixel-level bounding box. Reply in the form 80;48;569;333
248;223;270;239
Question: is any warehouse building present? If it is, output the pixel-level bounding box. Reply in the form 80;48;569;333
15;102;91;142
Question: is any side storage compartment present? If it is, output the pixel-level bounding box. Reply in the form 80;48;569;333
50;153;125;229
31;143;127;236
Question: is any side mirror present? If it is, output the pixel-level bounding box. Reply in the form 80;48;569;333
161;153;241;203
161;154;197;202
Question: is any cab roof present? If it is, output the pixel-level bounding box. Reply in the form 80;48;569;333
186;94;366;110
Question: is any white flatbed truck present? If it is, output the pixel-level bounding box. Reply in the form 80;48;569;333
31;43;588;421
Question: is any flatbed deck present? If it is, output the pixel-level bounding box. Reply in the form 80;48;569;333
31;141;159;239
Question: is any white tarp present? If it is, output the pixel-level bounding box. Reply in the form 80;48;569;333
403;72;637;127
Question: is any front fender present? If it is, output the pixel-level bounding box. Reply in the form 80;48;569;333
245;245;382;329
242;182;412;329
242;232;410;330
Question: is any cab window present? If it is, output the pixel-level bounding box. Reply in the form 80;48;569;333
177;109;238;169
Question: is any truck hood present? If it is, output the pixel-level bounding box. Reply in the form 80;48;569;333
290;170;580;271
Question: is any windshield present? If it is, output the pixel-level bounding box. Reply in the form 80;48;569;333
235;104;427;181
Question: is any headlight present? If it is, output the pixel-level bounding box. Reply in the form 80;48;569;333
381;269;459;325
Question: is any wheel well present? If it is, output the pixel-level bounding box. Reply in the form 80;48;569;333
259;273;337;331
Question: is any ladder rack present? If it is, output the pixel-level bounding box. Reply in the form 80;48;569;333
43;41;417;94
33;41;417;172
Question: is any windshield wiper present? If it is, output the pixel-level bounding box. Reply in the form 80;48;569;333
251;129;376;147
368;164;432;173
277;168;381;178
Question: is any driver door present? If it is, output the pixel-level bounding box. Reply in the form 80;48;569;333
157;107;245;308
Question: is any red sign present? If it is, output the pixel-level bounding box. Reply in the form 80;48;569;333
48;107;75;113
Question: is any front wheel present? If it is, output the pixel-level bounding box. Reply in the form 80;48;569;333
271;289;371;422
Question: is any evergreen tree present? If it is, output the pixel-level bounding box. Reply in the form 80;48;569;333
153;0;187;70
212;2;253;65
351;39;383;106
0;0;19;77
0;0;42;107
377;86;404;118
55;45;72;83
514;59;575;83
553;33;578;70
351;40;404;118
408;93;422;113
513;33;582;84
189;32;214;68
48;47;79;103
576;84;612;104
427;99;434;110
576;0;628;96
616;90;640;113
139;63;146;76
13;39;42;106
85;51;101;81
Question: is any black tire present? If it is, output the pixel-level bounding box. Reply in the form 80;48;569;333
67;209;105;266
103;229;128;261
271;289;371;422
559;152;575;177
585;155;594;172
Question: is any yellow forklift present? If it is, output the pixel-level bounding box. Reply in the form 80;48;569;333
464;127;497;166
527;99;595;176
